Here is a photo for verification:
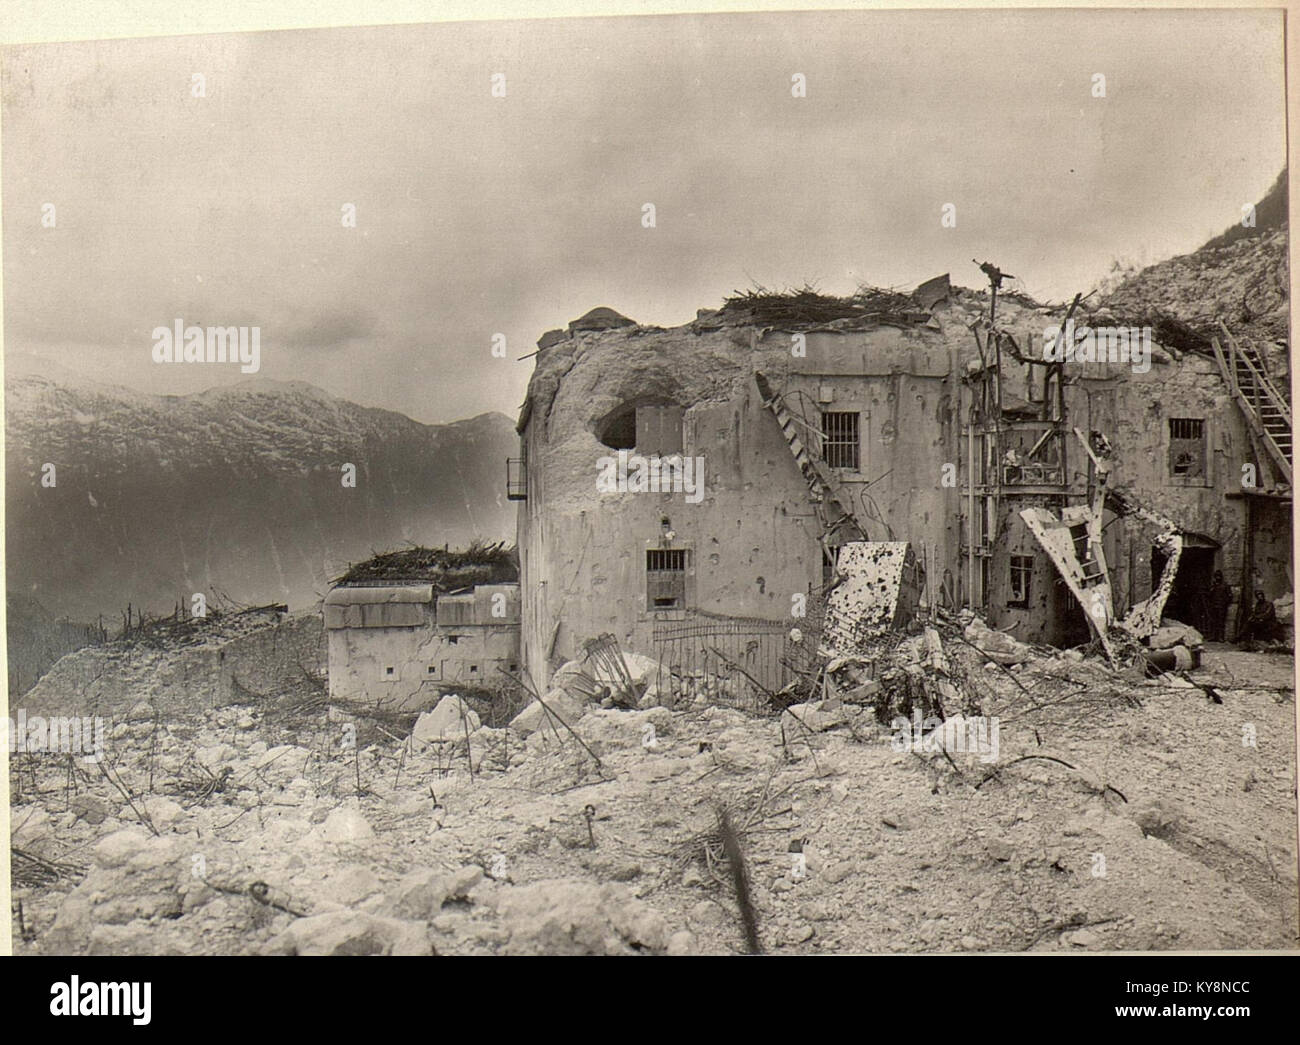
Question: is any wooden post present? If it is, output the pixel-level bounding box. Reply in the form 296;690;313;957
967;420;976;608
1235;495;1254;642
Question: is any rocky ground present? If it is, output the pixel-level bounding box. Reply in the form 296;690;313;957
10;641;1298;956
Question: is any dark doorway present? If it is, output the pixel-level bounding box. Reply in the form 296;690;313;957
1152;545;1216;632
1053;576;1093;647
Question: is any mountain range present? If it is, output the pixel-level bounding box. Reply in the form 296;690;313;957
5;366;518;677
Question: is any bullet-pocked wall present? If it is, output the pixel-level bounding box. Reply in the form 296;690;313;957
521;292;1282;679
516;315;961;690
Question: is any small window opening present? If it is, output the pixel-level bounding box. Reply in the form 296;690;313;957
1169;418;1205;478
821;411;860;470
647;548;688;610
598;407;638;450
1008;555;1033;608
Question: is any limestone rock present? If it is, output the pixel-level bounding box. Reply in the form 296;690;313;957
510;689;585;735
413;694;481;744
550;660;605;703
390;865;484;920
12;804;55;851
93;828;152;870
987;838;1015;862
588;651;667;692
782;701;848;733
70;793;113;826
667;930;698;955
491;879;673;955
141;795;186;830
318;864;383;906
264;910;433;956
316;805;375;845
963;619;1032;665
1150;621;1205;650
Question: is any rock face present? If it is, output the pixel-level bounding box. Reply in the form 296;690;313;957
1098;169;1288;349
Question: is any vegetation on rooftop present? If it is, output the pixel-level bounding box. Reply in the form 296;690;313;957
333;539;519;589
718;283;928;326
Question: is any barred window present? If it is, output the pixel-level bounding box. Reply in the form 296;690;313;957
646;548;688;610
1008;555;1033;608
1169;418;1205;478
821;411;860;470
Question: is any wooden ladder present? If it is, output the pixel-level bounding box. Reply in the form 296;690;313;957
1212;321;1292;485
754;372;869;549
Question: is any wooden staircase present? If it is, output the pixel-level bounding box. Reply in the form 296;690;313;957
754;372;868;549
1211;321;1292;486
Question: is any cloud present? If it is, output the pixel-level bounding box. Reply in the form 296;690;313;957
0;12;1286;423
279;309;379;350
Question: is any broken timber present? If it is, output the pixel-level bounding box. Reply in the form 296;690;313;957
1019;428;1184;665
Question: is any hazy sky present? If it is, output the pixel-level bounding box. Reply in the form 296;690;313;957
1;9;1287;424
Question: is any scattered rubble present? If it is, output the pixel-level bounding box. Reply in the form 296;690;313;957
11;595;1297;956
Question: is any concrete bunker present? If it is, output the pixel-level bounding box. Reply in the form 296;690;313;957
324;544;520;714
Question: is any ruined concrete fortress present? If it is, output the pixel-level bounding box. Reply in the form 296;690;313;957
513;275;1291;693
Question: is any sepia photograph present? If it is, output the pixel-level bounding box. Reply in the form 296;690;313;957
1;1;1295;981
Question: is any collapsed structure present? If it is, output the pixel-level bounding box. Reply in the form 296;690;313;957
511;259;1290;698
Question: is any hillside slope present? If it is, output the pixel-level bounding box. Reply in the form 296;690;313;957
1097;169;1289;348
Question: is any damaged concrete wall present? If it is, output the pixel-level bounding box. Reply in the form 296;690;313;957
819;542;919;658
520;285;1279;677
326;586;521;712
1072;356;1261;621
989;495;1091;646
1247;498;1293;601
23;611;325;719
958;299;1268;645
327;620;519;713
517;319;961;689
327;613;520;713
